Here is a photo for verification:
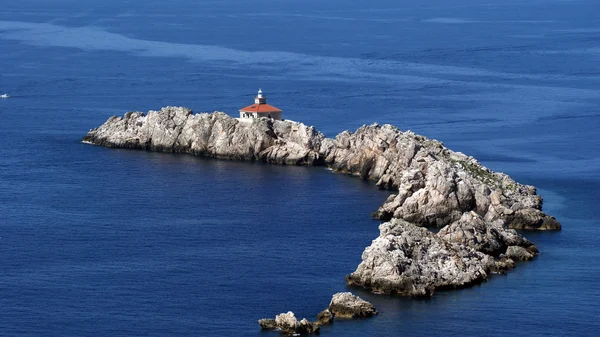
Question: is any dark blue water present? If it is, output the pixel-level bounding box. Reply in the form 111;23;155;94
1;0;599;335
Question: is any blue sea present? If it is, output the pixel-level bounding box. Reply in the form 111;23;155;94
1;0;599;336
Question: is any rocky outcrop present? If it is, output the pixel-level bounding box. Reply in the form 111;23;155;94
259;293;377;334
327;292;377;319
258;312;320;335
346;212;542;296
316;309;334;325
505;245;536;261
325;124;560;231
346;219;512;296
438;211;538;259
507;208;562;231
257;318;277;330
83;107;329;165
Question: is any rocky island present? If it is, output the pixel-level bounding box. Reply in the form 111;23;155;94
258;292;378;335
83;106;560;298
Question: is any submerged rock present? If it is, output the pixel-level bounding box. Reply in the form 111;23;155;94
327;292;378;318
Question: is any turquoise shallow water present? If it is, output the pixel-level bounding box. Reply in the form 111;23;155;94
1;0;599;336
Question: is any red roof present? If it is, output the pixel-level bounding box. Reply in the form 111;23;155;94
239;104;282;113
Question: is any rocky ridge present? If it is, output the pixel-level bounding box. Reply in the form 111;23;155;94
83;107;328;165
325;124;560;231
84;107;561;297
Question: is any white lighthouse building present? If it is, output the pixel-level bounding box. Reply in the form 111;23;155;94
239;89;283;120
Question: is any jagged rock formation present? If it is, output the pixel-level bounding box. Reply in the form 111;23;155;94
83;107;328;165
327;292;378;319
325;124;560;231
346;219;516;296
258;312;319;335
85;107;562;297
438;211;538;259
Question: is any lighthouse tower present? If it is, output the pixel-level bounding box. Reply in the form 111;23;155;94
239;89;283;120
255;89;266;104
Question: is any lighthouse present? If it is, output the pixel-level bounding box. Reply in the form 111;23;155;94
239;89;283;120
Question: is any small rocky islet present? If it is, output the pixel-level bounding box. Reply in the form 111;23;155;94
83;106;561;334
258;292;377;335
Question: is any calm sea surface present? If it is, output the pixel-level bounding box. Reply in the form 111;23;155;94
1;0;599;336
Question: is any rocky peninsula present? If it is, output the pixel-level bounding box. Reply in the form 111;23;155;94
83;106;561;297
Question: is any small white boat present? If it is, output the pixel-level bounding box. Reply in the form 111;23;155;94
0;93;9;99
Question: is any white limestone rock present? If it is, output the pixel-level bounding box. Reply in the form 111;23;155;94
438;211;538;258
84;107;327;165
327;292;377;318
346;219;506;296
326;123;560;231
